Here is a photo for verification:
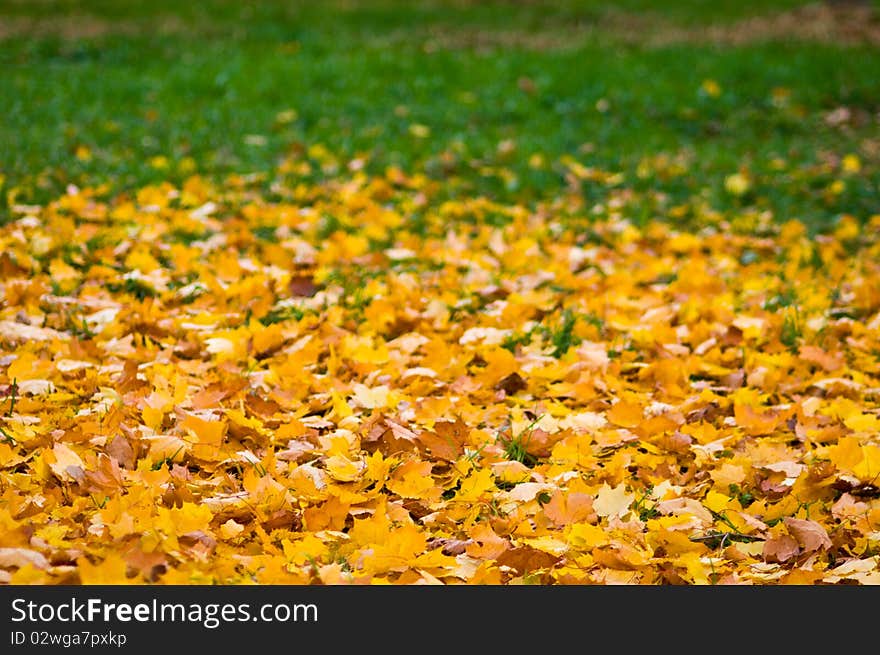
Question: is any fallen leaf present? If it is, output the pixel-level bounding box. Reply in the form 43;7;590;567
0;548;50;570
496;545;560;574
219;519;245;540
799;345;844;372
593;483;634;519
465;524;509;559
762;535;801;563
0;320;70;343
542;491;597;526
417;418;468;461
48;442;84;482
606;401;643;428
783;517;832;552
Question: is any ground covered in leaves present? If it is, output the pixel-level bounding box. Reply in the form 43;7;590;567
1;161;879;585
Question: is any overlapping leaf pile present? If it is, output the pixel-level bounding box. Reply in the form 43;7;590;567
1;165;879;585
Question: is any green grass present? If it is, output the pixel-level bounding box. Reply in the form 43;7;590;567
1;0;879;231
0;0;822;29
499;423;540;468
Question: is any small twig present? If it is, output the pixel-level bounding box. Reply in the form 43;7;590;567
690;531;763;545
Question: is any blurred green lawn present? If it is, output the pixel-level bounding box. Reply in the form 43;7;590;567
1;0;879;230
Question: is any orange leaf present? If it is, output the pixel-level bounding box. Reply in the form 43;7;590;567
304;496;350;531
386;459;437;500
180;413;226;446
417;418;469;461
465;524;509;559
799;345;844;372
606;401;643;428
542;490;597;527
496;545;560;574
78;553;131;585
734;402;782;436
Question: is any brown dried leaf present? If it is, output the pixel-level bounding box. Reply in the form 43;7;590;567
496;545;560;574
762;535;801;563
783;517;832;552
495;372;527;395
106;434;135;470
417;418;469;461
288;275;318;297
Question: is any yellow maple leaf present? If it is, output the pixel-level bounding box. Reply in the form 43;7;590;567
829;436;863;473
282;533;330;566
350;383;391;410
455;468;496;503
48;442;84;482
364;523;427;575
330;390;354;419
220;519;245;540
350;499;391;547
181;413;226;446
567;522;609;550
593;483;634;519
324;455;363;482
304;496;350;531
157;502;213;537
844;413;880;434
251;323;285;356
853;446;880;482
78;553;131;585
703;490;732;514
606;401;643;428
386;459;437;500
